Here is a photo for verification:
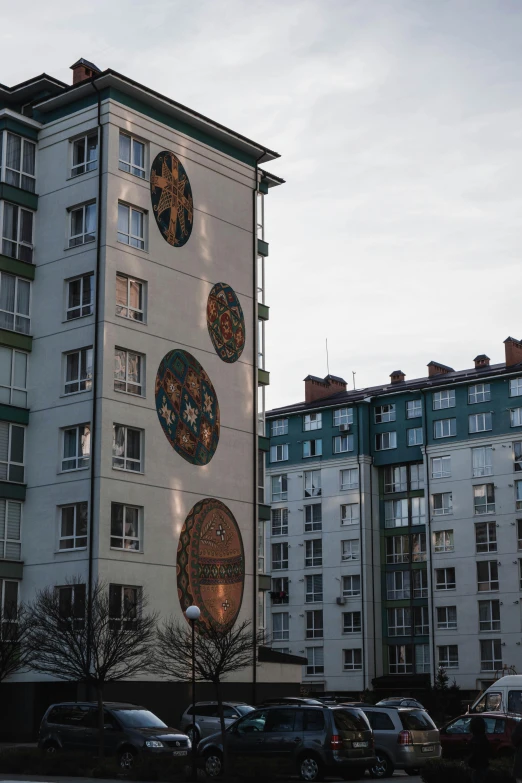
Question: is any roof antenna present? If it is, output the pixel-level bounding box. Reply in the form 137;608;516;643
352;371;356;390
326;338;330;377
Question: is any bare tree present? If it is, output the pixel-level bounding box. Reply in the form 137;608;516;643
0;600;33;684
153;617;262;772
25;577;157;757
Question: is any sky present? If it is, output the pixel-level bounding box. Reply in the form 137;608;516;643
2;0;522;409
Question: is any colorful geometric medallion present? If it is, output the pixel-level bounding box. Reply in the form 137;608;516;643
155;349;220;466
177;498;245;633
150;151;193;247
206;282;245;363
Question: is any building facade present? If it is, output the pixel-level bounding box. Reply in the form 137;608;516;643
265;343;522;697
0;59;297;739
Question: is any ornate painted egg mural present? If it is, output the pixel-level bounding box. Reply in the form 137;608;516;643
206;282;245;363
150;151;193;247
177;498;245;632
155;349;220;466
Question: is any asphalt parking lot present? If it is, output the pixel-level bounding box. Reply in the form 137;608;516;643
0;773;421;783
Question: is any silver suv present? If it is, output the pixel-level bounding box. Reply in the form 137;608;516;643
361;706;441;777
180;702;254;742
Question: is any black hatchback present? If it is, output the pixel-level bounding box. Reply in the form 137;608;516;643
38;701;190;769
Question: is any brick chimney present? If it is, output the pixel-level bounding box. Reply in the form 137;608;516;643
304;374;347;404
70;58;101;85
474;354;490;369
390;370;405;384
427;361;455;378
504;337;522;367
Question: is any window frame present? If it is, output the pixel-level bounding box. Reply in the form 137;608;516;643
473;483;495;515
0;271;31;334
0;346;28;407
438;644;459;669
64;347;93;396
433;389;456;410
333;434;354;453
304;503;322;533
66;274;93;321
61;424;91;472
114;347;144;397
477;560;499;592
70;132;98;178
433;529;454;553
343;648;362;671
1;132;36;192
472;446;493;478
303;412;322;431
304;470;321;497
480;639;502;672
0;499;22;560
435;567;456;590
341;503;359;526
305;539;322;568
433;492;453;516
479;599;501;632
271;474;288;502
115;273;145;322
511;408;522;428
117;202;146;250
431;455;451;479
374;404;396;423
342;574;361;598
270;444;288;463
333;408;353;427
305;574;323;603
110;502;142;552
272;611;290;641
407;427;423;446
342;610;361;634
305;646;324;675
68;202;96;248
469;412;492;434
302;439;322;458
406;399;422;419
305;609;323;639
510;378;522;398
469;384;491;404
118;131;146;179
437;605;457;630
0;201;34;262
112;424;143;473
58;502;88;551
375;431;397;451
0;422;25;483
271;418;288;436
271;542;288;570
341;539;360;562
109;583;140;631
271;507;289;537
475;521;497;554
340;467;359;491
434;418;457;439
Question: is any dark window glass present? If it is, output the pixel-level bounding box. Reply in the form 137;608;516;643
303;709;325;732
366;711;395;730
334;709;369;733
264;709;296;733
508;691;522;714
399;710;436;731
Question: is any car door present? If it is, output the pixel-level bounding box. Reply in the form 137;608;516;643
197;705;217;738
60;705;93;751
227;709;268;766
441;717;472;758
484;717;507;757
261;708;300;767
364;710;397;760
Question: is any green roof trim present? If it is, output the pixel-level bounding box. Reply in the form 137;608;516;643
258;503;271;521
0;254;35;280
0;559;23;579
258;303;269;321
258;368;270;387
258;435;270;452
259;181;269;195
257;239;269;257
0;482;26;501
0;183;38;211
0;330;32;352
0;117;39;141
0;404;29;425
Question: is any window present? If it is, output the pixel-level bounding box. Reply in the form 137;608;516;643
271;474;288;502
333;434;354;453
271;508;288;536
115;273;145;322
305;574;323;603
410;463;424;490
109;584;140;631
304;504;322;532
411;497;425;526
414;606;429;635
305;539;322;568
341;503;359;526
69;202;96;247
0;347;27;406
342;575;361;598
0;272;30;334
385;466;407;493
386;571;410;600
340;468;358;490
64;348;92;396
117;203;145;250
474;484;495;514
476;522;497;554
433;492;452;516
0;579;19;639
305;647;324;675
511;409;522;427
437;606;457;630
62;425;90;471
517;481;522;510
386;535;410;564
412;533;427;562
110;503;141;551
2;133;36;191
472;446;493;478
270;444;288;462
71;133;97;177
1;202;34;262
479;600;501;632
343;611;361;634
343;648;362;671
477;561;499;592
433;530;454;553
334;408;353;426
407;427;423;446
59;502;87;550
112;424;142;472
406;399;422;419
271;577;289;604
0;422;24;482
388;607;411;636
375;432;397;451
434;418;456;438
432;456;451;478
510;378;522;397
57;584;85;629
415;644;431;673
469;413;492;434
66;274;93;321
0;500;21;560
304;470;321;497
518;519;522;549
480;639;502;671
303;413;322;431
114;348;143;396
306;610;323;639
303;439;322;458
272;542;288;570
119;132;145;179
271;418;288;436
469;384;491;404
389;644;413;674
413;569;428;598
384;499;408;528
272;612;289;641
375;404;396;423
341;539;360;561
514;442;522;472
436;568;456;590
433;390;455;410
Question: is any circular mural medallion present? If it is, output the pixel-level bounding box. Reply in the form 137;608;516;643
150;151;193;247
155;349;220;466
177;498;245;633
207;282;245;363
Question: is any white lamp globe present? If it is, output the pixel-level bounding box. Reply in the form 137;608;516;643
185;605;201;621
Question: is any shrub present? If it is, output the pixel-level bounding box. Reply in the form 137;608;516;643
422;758;514;783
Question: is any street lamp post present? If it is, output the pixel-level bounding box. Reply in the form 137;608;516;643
185;605;201;781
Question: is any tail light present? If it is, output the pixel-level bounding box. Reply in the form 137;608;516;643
398;730;413;745
330;735;342;749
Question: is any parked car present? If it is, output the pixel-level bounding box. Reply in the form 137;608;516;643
361;706;441;778
180;701;254;742
440;712;521;759
197;702;375;781
38;701;190;769
470;675;522;715
376;698;426;710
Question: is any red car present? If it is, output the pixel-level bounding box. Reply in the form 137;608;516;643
440;712;520;759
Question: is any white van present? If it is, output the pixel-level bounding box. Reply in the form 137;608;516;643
471;675;522;714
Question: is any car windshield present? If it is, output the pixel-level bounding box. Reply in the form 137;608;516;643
235;706;255;716
114;709;167;729
400;710;435;731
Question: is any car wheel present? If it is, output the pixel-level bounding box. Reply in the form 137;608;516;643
369;752;394;778
43;742;59;754
405;768;420;776
204;750;223;778
299;754;324;782
187;725;200;744
118;748;137;770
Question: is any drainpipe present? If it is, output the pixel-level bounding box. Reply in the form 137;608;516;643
361;399;377;690
356;405;366;691
420;390;436;685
